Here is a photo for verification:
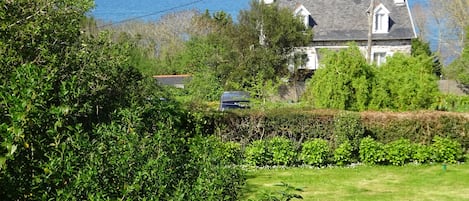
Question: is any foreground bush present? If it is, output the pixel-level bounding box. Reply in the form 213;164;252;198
412;143;433;163
359;137;386;165
245;140;270;166
0;15;245;200
185;136;245;200
300;139;330;166
432;136;464;163
268;136;297;166
385;139;413;166
334;141;354;166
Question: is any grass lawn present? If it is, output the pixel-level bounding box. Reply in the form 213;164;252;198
242;163;469;201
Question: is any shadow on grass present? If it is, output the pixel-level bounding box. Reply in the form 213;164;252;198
239;173;262;200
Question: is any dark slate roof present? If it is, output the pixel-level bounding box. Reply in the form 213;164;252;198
277;0;416;41
153;74;191;87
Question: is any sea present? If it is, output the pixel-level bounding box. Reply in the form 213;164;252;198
90;0;252;23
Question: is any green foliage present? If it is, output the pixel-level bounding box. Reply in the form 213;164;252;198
412;143;433;164
223;141;244;165
185;136;245;200
304;45;374;111
153;2;312;101
333;140;354;166
0;1;246;199
385;139;413;166
434;94;469;112
214;109;335;146
333;112;364;152
0;0;94;77
359;137;386;165
370;53;439;111
245;140;270;166
432;136;463;163
267;137;297;166
185;70;224;102
300;139;330;166
445;27;469;85
411;38;441;76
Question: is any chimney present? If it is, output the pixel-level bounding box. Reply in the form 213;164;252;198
261;0;275;4
394;0;405;6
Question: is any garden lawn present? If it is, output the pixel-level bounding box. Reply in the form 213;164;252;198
242;163;469;201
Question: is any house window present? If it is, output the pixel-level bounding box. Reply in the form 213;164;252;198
294;5;312;27
373;52;387;65
373;4;390;33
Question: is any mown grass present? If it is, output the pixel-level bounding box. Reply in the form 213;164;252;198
242;163;469;201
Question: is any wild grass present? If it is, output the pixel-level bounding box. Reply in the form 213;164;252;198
242;163;469;201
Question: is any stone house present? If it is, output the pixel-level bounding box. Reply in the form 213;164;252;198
265;0;417;71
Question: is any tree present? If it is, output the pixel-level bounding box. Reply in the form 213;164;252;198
445;27;469;86
0;1;246;200
419;0;469;63
303;45;374;111
412;38;442;76
0;0;94;80
369;53;439;110
232;0;313;86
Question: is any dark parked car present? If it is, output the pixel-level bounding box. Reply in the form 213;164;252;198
219;91;250;111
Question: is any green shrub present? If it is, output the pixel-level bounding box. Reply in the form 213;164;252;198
385;139;413;166
186;136;246;200
359;137;386;165
214;109;336;145
434;94;469;112
334;140;354;166
333;111;364;151
412;143;433;164
223;141;243;165
300;139;330;166
267;137;297;166
432;136;463;163
245;140;270;166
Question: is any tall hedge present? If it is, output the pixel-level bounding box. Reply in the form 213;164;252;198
213;109;469;152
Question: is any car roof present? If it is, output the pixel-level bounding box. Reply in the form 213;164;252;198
221;91;250;101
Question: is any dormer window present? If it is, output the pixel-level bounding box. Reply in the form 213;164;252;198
373;4;390;33
294;4;312;27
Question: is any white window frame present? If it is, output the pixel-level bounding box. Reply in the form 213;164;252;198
373;51;387;66
373;4;390;33
294;5;312;27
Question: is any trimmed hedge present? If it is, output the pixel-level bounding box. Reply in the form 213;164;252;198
211;109;469;152
240;136;464;167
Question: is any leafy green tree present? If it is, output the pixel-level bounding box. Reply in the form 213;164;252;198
0;0;94;80
0;1;246;200
233;0;313;84
303;45;374;111
411;38;442;77
445;26;469;86
369;53;439;110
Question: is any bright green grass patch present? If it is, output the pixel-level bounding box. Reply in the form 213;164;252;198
242;164;469;201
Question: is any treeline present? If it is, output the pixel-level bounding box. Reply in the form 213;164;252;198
103;2;313;102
